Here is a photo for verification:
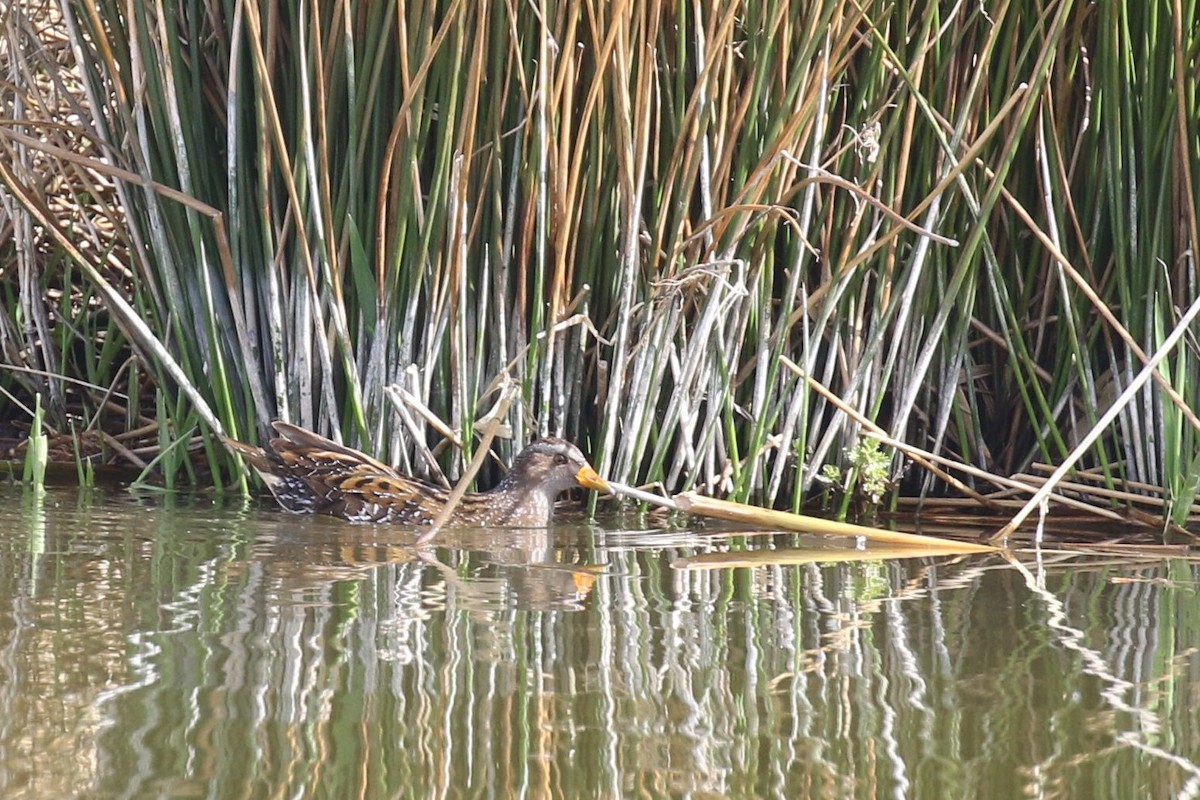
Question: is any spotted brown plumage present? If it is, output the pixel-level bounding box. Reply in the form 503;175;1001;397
225;421;609;527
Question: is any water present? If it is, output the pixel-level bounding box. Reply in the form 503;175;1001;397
1;486;1199;799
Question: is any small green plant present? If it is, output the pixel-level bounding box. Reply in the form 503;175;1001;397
22;394;48;490
820;463;842;482
819;439;893;516
846;440;891;506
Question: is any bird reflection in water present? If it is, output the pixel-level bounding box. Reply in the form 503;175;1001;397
222;514;602;613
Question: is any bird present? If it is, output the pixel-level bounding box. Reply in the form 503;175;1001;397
224;421;609;527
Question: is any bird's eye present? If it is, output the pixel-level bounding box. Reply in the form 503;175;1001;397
553;453;568;466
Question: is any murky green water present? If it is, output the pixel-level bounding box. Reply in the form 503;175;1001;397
1;487;1199;798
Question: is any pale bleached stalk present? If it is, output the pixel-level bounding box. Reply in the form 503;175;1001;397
647;262;745;478
243;0;345;434
532;0;553;438
599;8;653;481
616;301;678;480
759;29;829;503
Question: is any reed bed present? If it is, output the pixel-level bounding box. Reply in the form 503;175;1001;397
2;1;1200;526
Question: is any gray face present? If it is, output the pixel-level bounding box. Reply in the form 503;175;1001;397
500;438;592;494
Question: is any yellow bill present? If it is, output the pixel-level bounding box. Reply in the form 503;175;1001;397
575;464;611;492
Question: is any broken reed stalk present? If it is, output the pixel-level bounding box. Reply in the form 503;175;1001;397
601;478;997;553
601;480;680;511
673;493;999;553
675;545;994;569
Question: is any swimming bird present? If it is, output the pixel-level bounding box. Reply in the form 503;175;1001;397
225;421;608;527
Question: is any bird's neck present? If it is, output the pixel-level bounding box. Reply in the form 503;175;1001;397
486;475;557;523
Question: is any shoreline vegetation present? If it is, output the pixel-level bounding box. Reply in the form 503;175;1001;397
3;2;1200;538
